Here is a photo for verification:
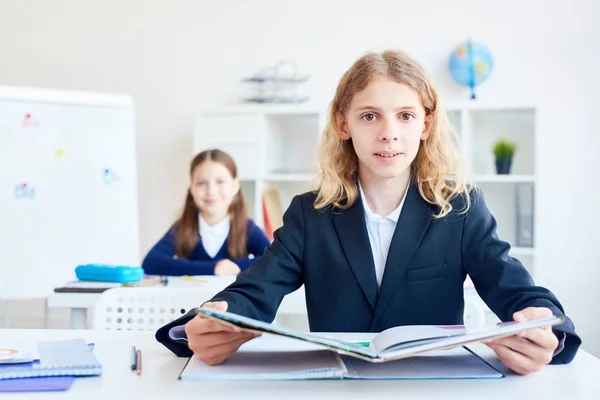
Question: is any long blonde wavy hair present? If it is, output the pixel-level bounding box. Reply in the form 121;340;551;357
315;49;472;218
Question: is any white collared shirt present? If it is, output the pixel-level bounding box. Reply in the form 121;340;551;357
359;182;409;288
198;214;230;258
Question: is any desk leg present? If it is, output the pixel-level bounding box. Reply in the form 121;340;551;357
3;301;12;328
70;308;87;329
43;299;49;329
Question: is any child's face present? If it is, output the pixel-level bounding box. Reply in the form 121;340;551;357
189;160;239;220
337;77;431;185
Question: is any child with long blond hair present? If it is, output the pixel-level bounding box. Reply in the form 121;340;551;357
156;50;580;375
142;149;270;276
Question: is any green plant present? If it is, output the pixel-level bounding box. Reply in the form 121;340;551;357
493;139;516;161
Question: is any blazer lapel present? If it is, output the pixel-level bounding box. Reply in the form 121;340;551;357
370;183;433;327
332;196;378;310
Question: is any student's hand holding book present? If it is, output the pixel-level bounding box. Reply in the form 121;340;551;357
485;307;559;376
184;301;259;366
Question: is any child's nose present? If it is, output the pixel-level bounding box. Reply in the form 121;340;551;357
378;118;400;142
207;183;218;195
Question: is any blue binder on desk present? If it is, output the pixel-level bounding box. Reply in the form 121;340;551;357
75;263;144;283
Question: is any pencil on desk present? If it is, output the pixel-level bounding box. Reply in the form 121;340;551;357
183;275;208;284
130;346;137;371
136;349;142;375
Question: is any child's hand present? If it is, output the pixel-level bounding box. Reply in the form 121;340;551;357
184;301;258;365
214;259;241;275
485;307;559;375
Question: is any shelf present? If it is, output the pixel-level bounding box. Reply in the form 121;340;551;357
264;173;317;182
474;174;535;183
469;109;535;176
264;114;320;177
194;105;539;278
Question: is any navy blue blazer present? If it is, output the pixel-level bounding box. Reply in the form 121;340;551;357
156;183;581;363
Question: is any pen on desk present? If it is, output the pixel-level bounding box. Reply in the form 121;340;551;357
136;349;142;375
131;346;137;371
183;275;208;284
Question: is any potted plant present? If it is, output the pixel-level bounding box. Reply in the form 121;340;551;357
493;139;516;175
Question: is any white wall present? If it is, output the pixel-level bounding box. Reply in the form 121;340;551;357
1;0;599;356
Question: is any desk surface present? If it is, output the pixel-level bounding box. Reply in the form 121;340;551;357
1;329;599;399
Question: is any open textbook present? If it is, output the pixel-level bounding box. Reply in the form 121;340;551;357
180;341;504;381
195;308;565;363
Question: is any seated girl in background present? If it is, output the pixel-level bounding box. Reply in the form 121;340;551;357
142;149;270;276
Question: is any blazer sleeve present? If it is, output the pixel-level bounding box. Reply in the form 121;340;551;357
461;189;581;364
246;218;272;257
155;196;306;356
154;309;197;357
209;195;305;320
141;228;217;276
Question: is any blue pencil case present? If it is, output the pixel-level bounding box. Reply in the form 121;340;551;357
75;264;144;283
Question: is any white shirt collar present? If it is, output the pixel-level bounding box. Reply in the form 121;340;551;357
358;180;409;223
198;214;230;236
198;214;230;258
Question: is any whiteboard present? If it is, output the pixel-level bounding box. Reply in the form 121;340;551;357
0;86;140;300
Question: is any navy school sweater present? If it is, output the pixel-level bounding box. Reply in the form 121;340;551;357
141;219;271;276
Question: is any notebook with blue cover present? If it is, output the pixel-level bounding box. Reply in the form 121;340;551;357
0;339;102;380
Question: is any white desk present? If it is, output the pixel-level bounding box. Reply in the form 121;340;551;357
47;276;308;329
1;329;599;399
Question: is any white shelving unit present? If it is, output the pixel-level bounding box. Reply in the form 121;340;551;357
193;102;537;280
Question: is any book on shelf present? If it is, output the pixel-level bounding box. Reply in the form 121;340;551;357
261;189;283;240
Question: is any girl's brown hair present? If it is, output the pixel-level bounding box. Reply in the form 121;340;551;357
315;49;471;217
174;149;248;259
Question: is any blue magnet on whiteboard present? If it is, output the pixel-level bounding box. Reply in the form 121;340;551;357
102;168;119;185
14;182;35;199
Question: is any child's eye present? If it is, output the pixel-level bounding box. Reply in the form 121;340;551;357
195;181;206;186
399;113;414;121
361;113;377;122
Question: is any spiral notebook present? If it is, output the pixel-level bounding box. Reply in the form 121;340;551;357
53;281;122;293
0;339;102;380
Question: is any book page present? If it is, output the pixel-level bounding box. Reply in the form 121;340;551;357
378;316;564;362
371;325;467;354
196;308;376;358
341;347;503;379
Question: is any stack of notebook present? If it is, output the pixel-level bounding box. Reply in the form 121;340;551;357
0;339;102;392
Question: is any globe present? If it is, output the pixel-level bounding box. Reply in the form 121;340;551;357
449;41;493;99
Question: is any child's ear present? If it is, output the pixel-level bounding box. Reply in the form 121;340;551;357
421;113;433;140
336;112;351;140
233;178;241;195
